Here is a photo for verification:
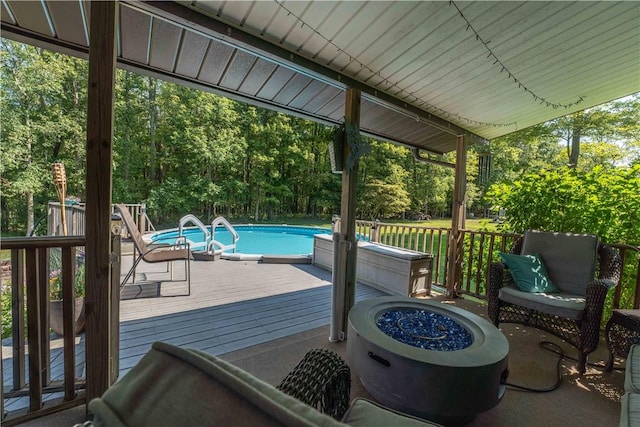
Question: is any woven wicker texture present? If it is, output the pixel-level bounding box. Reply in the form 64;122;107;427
488;236;622;374
277;348;351;420
606;310;640;371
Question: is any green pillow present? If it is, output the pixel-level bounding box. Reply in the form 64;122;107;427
499;253;558;293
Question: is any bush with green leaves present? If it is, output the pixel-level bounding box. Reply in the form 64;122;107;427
486;165;640;245
2;285;12;339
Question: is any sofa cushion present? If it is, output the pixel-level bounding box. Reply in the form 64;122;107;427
342;398;442;427
89;342;346;427
499;253;558;293
626;345;640;394
620;393;640;427
498;284;585;320
521;231;598;296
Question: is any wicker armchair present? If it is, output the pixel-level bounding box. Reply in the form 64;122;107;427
488;230;622;374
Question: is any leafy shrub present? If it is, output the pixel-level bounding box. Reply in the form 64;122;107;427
486;165;640;245
1;285;12;339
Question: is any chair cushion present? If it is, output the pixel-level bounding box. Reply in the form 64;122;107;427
89;342;347;427
342;398;443;427
499;253;558;293
521;231;598;296
499;284;585;320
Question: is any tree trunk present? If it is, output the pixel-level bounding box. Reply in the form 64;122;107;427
26;192;34;236
254;186;260;222
1;197;8;232
149;77;157;183
25;115;34;235
568;127;581;168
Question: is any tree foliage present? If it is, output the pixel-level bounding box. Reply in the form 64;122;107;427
1;39;639;238
1;39;87;233
486;165;640;245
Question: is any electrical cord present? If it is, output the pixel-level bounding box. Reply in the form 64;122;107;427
505;341;625;393
505;341;565;392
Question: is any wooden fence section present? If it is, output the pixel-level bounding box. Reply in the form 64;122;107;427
354;220;640;311
47;202;154;237
1;237;87;425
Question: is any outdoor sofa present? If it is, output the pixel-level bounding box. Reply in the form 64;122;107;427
84;341;442;426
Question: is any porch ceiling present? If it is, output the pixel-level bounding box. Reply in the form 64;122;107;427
2;1;639;154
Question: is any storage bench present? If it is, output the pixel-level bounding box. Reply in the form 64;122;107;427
313;234;433;297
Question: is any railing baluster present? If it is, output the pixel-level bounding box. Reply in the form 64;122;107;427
37;248;50;387
61;246;77;401
486;235;496;291
11;248;25;391
25;248;43;411
437;229;445;286
614;248;626;308
475;234;486;296
465;232;474;293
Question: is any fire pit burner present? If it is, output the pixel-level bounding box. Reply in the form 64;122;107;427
376;309;473;351
347;296;509;425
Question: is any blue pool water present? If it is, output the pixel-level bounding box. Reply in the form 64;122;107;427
149;225;332;256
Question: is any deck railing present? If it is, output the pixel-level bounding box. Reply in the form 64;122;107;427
47;202;154;237
1;232;121;425
354;220;640;312
1;237;87;424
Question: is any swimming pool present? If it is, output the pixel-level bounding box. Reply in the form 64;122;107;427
147;225;332;257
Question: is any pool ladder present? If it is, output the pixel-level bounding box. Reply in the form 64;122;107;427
178;214;239;260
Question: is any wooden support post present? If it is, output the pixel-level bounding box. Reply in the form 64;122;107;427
110;219;121;384
85;1;117;403
339;88;361;337
447;135;467;296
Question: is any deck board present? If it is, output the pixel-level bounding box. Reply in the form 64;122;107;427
2;258;386;413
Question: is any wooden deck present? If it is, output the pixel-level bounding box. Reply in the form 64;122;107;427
2;256;385;414
117;257;385;373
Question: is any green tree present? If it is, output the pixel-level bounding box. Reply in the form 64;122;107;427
146;84;244;223
358;141;412;219
113;70;152;203
1;40;87;234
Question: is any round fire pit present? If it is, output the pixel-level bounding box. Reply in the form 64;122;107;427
347;296;509;425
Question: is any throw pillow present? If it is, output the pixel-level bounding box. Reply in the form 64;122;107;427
499;253;558;293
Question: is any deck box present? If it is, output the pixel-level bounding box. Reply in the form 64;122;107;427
313;234;433;297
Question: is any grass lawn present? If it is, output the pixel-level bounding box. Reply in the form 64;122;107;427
253;216;498;232
373;218;498;232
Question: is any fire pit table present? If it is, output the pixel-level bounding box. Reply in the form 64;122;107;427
347;296;509;425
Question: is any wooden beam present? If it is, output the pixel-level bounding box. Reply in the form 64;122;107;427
85;0;117;402
339;88;361;337
447;135;467;296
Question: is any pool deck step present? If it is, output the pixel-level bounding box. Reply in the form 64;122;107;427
261;255;312;264
192;251;221;261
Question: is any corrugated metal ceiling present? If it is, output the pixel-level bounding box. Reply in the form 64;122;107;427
2;1;639;154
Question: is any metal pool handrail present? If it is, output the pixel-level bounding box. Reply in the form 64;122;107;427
210;216;240;254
